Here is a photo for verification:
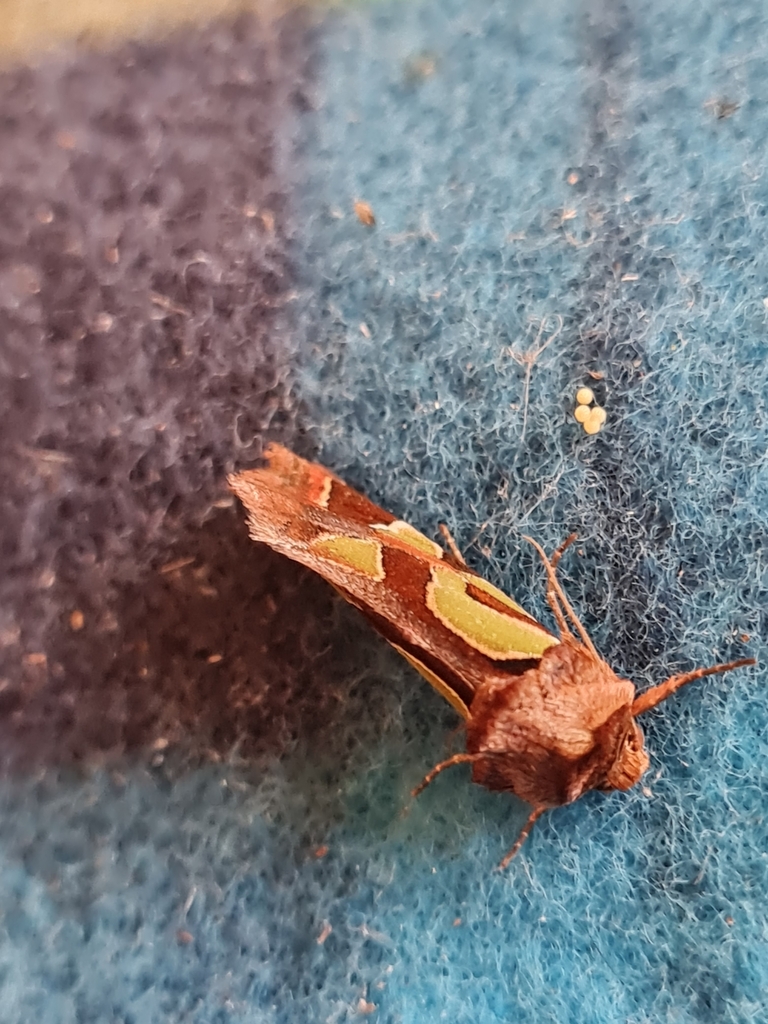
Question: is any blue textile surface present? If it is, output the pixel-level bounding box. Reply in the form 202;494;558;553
0;1;767;1022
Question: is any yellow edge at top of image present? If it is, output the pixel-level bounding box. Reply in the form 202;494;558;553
0;0;338;62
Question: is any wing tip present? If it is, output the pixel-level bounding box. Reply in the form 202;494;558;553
228;442;295;493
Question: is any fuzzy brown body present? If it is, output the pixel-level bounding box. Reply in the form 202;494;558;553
229;444;753;863
466;642;643;806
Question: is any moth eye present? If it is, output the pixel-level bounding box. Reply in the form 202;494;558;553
625;731;641;753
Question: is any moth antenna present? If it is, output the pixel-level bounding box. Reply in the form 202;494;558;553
522;535;599;657
411;752;487;799
497;805;546;870
631;657;756;716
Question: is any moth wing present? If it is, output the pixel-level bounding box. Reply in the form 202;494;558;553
244;443;400;529
229;446;558;717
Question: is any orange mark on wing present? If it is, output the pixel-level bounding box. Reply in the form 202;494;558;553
306;469;333;508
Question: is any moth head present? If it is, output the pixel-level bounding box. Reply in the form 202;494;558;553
593;650;755;795
602;717;650;791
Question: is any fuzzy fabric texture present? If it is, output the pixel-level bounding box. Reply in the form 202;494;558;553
1;1;767;1022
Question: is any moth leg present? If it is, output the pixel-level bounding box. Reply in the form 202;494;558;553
523;534;599;658
411;752;484;798
550;532;578;572
497;805;546;870
438;523;468;568
543;533;579;641
544;584;572;643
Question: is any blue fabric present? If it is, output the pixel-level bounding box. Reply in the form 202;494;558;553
1;1;767;1021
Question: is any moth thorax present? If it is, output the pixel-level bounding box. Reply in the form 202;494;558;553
604;718;650;791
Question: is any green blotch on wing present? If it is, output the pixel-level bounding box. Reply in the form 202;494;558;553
468;574;536;619
372;520;443;559
311;535;384;579
427;564;558;660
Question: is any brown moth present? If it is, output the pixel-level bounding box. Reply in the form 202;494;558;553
229;444;754;867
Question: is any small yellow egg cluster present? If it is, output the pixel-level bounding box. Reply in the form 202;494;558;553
574;386;607;435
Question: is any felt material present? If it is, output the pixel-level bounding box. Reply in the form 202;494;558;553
0;2;767;1022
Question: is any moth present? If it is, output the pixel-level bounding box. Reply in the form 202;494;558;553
229;444;754;866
